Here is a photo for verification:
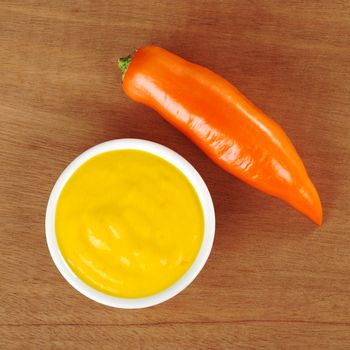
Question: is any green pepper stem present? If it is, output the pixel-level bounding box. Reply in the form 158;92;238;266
118;53;133;80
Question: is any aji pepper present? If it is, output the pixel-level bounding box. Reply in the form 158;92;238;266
117;46;322;224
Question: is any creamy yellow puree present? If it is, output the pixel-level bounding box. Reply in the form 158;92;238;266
55;150;204;298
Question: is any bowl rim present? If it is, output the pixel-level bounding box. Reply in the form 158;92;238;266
45;138;216;309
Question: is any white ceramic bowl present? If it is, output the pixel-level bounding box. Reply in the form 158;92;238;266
46;139;215;308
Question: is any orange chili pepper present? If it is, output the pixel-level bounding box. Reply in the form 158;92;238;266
118;46;322;224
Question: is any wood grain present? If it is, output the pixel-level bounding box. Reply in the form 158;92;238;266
1;0;350;349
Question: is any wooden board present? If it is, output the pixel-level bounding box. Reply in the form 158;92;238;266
1;1;350;348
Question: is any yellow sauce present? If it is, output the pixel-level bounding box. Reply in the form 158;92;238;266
55;150;204;298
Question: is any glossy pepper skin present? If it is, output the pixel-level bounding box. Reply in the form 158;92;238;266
118;46;322;224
